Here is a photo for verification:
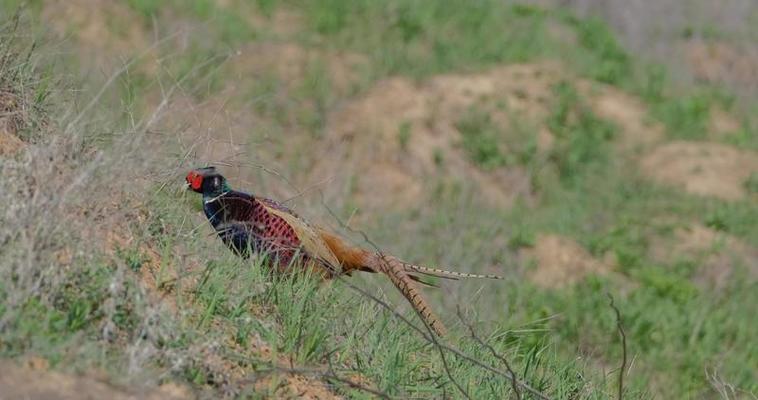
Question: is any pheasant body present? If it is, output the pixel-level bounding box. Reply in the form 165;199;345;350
203;190;306;269
187;167;501;336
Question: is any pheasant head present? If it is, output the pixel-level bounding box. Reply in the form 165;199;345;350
186;166;230;197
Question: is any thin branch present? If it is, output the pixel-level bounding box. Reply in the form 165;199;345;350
422;302;471;399
457;306;521;400
607;293;627;400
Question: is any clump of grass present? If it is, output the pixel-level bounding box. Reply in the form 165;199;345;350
587;218;649;272
126;0;255;44
292;1;554;78
456;106;508;169
0;15;184;391
652;93;712;139
0;18;50;142
397;120;412;150
296;59;333;136
546;81;616;184
745;172;758;194
561;13;631;85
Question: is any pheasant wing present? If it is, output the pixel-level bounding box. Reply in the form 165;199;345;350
258;201;342;274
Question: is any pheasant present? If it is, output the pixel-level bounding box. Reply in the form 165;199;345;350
186;167;502;336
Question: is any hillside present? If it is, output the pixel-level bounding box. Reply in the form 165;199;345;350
1;1;756;399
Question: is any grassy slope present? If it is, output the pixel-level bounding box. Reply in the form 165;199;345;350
1;1;756;399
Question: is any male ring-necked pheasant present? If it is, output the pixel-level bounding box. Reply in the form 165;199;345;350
186;167;502;336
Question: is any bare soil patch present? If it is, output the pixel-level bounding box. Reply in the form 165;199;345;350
0;129;24;156
577;81;665;150
0;360;193;400
639;141;758;201
685;40;758;92
708;107;742;138
521;234;610;288
0;91;26;155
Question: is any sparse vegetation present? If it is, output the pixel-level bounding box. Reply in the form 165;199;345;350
546;81;617;184
457;107;508;170
1;1;756;399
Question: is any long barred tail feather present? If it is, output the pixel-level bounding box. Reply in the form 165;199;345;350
369;254;447;337
401;262;504;280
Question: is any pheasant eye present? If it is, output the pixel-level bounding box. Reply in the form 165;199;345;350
191;174;203;190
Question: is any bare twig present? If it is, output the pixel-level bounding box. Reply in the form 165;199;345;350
607;293;627;400
421;301;471;399
457;306;521;400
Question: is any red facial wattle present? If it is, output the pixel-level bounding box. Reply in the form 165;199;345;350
187;171;203;191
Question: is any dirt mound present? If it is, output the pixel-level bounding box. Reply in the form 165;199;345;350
577;82;665;150
521;234;610;288
311;61;670;213
0;360;192;400
685;40;758;91
639;141;758;201
649;223;758;289
316;64;566;212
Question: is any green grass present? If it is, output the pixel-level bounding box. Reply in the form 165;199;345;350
559;13;631;85
653;93;713;140
126;0;255;44
291;1;555;79
546;81;617;185
456;107;508;169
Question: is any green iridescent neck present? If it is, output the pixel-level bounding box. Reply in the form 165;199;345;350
202;178;232;200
